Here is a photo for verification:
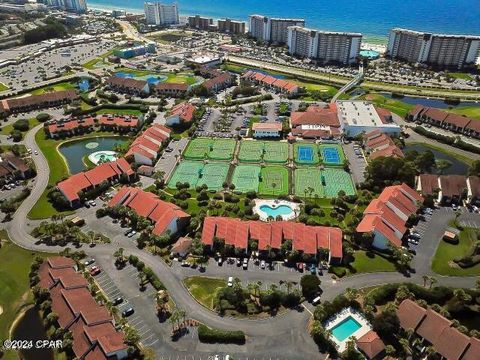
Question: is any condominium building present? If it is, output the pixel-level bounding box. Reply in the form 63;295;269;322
217;18;246;35
144;1;179;26
249;15;305;44
45;0;87;13
387;28;480;69
187;15;213;31
287;26;362;65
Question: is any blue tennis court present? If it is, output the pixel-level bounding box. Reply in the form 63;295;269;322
322;147;341;164
298;146;314;162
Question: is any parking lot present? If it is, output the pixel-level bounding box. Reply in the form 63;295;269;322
342;142;367;184
154;137;189;181
88;259;161;348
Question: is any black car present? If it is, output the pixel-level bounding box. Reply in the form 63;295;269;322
122;307;134;317
113;297;123;306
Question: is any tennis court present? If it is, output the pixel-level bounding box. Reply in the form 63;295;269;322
167;161;203;188
238;141;264;162
294;143;319;164
183;138;212;160
319;144;345;165
321;168;356;197
231;165;261;192
264;141;289;163
209;139;236;160
294;168;324;197
259;166;289;196
197;162;230;190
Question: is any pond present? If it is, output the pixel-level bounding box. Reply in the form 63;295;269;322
380;92;479;109
12;307;54;360
59;136;127;174
403;144;470;175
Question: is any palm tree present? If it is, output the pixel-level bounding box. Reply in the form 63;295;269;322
429;277;437;289
422;275;429;288
253;281;261;298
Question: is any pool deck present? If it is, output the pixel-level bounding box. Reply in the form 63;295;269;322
324;307;372;352
253;199;299;221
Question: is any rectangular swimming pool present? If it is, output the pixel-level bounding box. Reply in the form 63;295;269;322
330;316;362;342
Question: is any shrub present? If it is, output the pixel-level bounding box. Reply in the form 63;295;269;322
197;324;245;344
36;113;51;122
300;275;321;299
329;266;346;278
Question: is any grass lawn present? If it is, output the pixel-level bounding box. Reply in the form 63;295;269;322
83;50;114;70
151;31;189;43
449;73;473;80
432;228;480;276
165;72;197;85
447;106;480;120
96;108;143;116
30;82;76;95
349;251;396;274
183;276;226;310
0;230;51;349
0;82;9;92
364;93;415;118
0;118;40;135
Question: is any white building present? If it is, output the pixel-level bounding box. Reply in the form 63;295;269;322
249;15;305;44
144;1;179;26
387;28;480;69
251;122;282;138
46;0;86;13
337;101;401;137
287;26;362;65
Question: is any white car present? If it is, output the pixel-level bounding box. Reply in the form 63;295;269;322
227;276;233;287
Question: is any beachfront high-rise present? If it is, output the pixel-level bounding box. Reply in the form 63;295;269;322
249;15;305;44
287;26;362;65
144;2;179;26
188;15;213;31
387;28;480;69
217;19;246;35
45;0;87;13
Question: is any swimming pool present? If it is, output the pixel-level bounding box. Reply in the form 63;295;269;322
330;316;362;342
115;72;167;85
88;150;118;165
359;50;380;59
78;79;90;92
259;204;294;218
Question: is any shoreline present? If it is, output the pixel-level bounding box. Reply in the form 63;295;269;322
88;4;389;46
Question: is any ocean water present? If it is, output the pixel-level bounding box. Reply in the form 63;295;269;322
88;0;480;42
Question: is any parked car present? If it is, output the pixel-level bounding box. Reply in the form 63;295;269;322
113;297;123;305
297;263;304;272
236;258;241;266
217;257;223;266
312;296;322;305
260;260;266;269
310;264;317;275
242;257;248;270
90;266;101;276
227;276;233;287
122;307;134;317
83;258;95;266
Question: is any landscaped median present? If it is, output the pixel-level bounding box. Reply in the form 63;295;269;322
198;324;246;344
183;276;226;310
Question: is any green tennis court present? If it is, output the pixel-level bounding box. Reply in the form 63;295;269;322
259;166;289;196
319;144;345;166
197;162;230;190
321;168;356;197
264;142;289;163
209;139;236;160
231;165;261;192
294;168;324;197
167;161;203;188
294;143;319;164
238;141;264;162
183;138;212;160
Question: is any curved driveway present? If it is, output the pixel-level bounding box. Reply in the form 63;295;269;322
5;126;479;356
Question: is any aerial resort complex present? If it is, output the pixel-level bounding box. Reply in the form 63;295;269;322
0;0;479;360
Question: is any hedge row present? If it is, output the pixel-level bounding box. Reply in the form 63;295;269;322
197;324;245;344
364;283;454;306
229;94;273;105
128;255;166;291
413;126;480;155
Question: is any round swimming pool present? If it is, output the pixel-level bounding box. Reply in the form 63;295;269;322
88;150;118;165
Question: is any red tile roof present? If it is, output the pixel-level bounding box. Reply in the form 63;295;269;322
356;330;385;359
252;122;282;131
98;114;140;128
462;337;480;360
57;158;134;202
168;102;196;123
154;82;189;92
108;187;190;236
47;256;76;268
416;309;452;345
435;326;470;360
106;76;148;91
47;117;94;134
397;299;427;331
1;90;78;114
201;217;342;259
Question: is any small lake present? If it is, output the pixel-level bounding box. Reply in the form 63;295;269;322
403;144;470;175
59;136;127;174
12;307;54;360
380;92;479;109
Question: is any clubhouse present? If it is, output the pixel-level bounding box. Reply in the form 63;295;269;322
356;184;423;249
201;217;343;264
38;257;128;360
291;103;341;139
108;187;190;236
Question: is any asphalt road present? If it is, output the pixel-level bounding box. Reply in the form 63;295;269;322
4;125;480;359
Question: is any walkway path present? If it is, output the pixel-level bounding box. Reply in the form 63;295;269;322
331;65;363;103
5;126;480;357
